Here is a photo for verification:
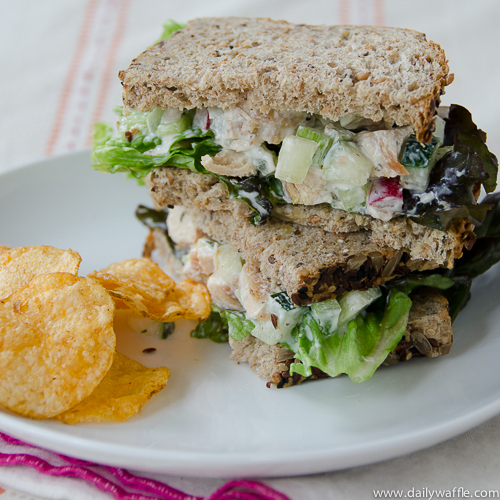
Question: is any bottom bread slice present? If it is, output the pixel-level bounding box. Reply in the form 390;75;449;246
229;288;452;388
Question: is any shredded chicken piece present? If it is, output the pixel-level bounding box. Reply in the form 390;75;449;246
356;127;412;177
201;150;256;176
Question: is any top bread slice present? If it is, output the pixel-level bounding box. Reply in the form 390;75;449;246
120;17;450;142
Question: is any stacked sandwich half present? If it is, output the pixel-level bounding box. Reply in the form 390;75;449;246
93;18;498;387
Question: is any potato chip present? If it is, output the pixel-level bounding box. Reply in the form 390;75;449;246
166;279;211;321
55;352;170;424
0;273;115;419
89;259;210;322
0;246;81;299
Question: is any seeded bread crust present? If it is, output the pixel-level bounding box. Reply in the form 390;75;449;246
146;167;474;268
120;17;450;143
185;207;443;306
229;288;453;387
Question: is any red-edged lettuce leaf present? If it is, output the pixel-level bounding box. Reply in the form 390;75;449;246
405;105;498;231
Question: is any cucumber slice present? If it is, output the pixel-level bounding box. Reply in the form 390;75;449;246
310;298;342;334
321;141;373;187
275;136;318;184
337;288;382;327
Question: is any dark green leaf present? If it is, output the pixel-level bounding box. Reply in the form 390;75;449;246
135;205;168;232
386;273;456;295
190;306;229;343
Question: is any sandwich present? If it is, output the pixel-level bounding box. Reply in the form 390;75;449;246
92;18;498;386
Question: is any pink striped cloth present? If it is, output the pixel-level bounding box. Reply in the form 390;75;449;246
0;433;290;500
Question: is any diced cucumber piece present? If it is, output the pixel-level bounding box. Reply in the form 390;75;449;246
251;302;306;345
321;141;373;187
114;309;175;339
147;108;165;135
336;185;368;212
339;114;362;128
249;293;306;346
214;243;243;286
433;116;446;145
400;134;441;192
275;135;318;184
323;123;356;142
156;109;192;135
337;288;382;327
400;135;440;169
296;126;333;167
244;144;277;175
400;166;431;192
310;298;342;334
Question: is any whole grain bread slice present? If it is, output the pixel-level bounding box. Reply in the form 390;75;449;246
229;288;453;387
120;17;451;142
146;167;475;269
183;207;448;306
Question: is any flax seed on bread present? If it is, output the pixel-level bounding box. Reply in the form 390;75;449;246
229;288;453;387
146;167;474;268
120;17;450;143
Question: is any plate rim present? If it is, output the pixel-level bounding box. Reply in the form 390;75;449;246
1;150;500;478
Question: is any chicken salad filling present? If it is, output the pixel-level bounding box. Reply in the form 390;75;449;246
93;103;497;231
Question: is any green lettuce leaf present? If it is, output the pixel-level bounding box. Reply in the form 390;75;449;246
92;127;220;179
289;289;412;383
157;20;185;42
384;273;456;296
191;305;229;343
222;310;255;341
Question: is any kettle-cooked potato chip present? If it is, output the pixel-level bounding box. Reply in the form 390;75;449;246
0;273;115;419
55;352;170;424
89;259;210;322
166;279;211;321
0;246;81;299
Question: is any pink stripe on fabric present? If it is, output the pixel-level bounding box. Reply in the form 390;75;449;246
373;0;385;26
45;0;99;156
0;433;291;500
339;0;350;24
0;453;158;500
87;0;131;145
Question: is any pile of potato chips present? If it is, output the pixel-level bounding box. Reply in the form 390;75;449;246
0;245;210;423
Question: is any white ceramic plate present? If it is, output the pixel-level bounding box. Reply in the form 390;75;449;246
1;151;500;478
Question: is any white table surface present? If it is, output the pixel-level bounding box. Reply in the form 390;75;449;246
1;1;500;498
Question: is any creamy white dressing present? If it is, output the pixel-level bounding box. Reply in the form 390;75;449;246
238;190;269;216
208;106;309;153
243;145;276;175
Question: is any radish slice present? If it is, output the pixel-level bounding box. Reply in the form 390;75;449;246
367;177;403;221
